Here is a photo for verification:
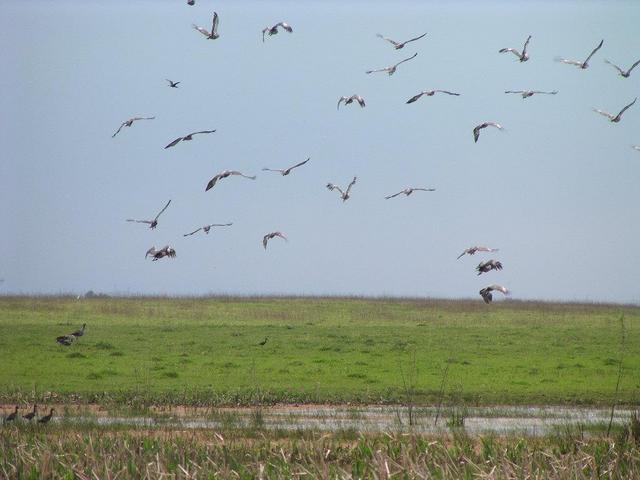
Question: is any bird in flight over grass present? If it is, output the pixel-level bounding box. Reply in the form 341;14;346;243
555;39;604;69
604;58;640;78
457;246;499;260
366;52;418;76
505;90;558;99
262;157;310;176
164;130;216;149
376;31;427;50
406;89;460;104
499;35;532;62
206;170;256;191
476;259;503;275
193;12;219;39
112;116;155;138
593;98;637;123
338;95;366;110
473;122;503;143
126;200;171;230
479;284;509;304
166;79;180;88
263;232;287;250
327;177;357;202
385;187;435;199
184;223;233;237
145;246;176;261
262;22;292;42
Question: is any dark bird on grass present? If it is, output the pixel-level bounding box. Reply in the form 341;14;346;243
193;12;219;39
555;39;604;69
479;284;509;304
337;95;366;110
473;122;503;143
366;52;418;75
262;22;292;42
23;405;37;421
476;259;503;275
205;170;256;191
166;79;180;88
38;408;55;424
263;232;287;250
406;89;460;104
70;323;86;338
385;187;435;199
258;337;268;346
4;406;18;423
593;97;637;123
376;31;427;50
604;58;640;78
505;90;558;99
262;157;310;176
145;246;176;261
184;223;233;237
112;116;155;138
457;246;499;260
326;176;357;202
126;200;171;230
56;335;74;346
164;130;216;149
499;35;531;62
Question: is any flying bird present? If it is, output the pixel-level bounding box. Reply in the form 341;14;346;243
406;89;460;104
498;35;532;62
473;122;503;143
56;335;74;346
112;116;155;138
166;79;180;88
23;405;37;421
164;130;216;149
338;95;366;110
632;145;640;151
479;284;509;304
555;39;604;69
504;90;558;99
476;259;503;275
184;223;233;237
70;323;86;338
604;58;640;78
38;408;55;424
262;157;310;176
4;406;18;423
457;246;499;260
366;52;418;75
376;31;427;50
193;12;219;39
326;176;357;202
593;98;637;123
385;187;435;199
187;0;194;5
126;200;171;230
205;170;256;191
145;246;176;261
262;22;292;42
263;232;287;250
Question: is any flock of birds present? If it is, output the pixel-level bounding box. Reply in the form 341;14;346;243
2;405;55;425
108;7;640;304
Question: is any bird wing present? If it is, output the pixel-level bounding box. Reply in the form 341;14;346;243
365;67;388;74
327;183;344;196
211;12;219;35
145;247;156;258
490;284;509;295
385;191;403;199
626;58;640;75
486;122;503;130
522;35;532;54
499;47;522;58
505;90;525;94
413;188;436;192
276;22;292;32
555;57;583;66
262;168;283;173
112;121;126;138
354;95;365;107
228;171;256;180
473;125;482;142
274;231;288;241
193;24;210;37
164;137;184;149
403;32;427;45
531;91;558;95
434;90;460;96
210;223;233;227
183;228;202;237
583;39;604;64
262;28;268;42
616;97;637;118
376;33;400;47
206;174;221;191
289;157;310;170
126;219;152;224
191;130;216;136
593;108;615;120
394;52;418;68
345;177;357;195
153;200;171;221
406;92;425;104
337;97;346;110
604;59;624;75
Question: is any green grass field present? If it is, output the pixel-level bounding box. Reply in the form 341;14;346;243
1;296;639;406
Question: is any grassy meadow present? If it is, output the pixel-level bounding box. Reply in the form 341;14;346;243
1;296;639;406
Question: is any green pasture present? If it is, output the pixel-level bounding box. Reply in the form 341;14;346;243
0;297;639;405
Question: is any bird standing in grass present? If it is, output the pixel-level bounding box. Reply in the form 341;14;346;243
258;337;268;346
38;408;55;424
23;405;37;421
4;406;18;423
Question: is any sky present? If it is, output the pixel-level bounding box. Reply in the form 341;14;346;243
1;0;639;303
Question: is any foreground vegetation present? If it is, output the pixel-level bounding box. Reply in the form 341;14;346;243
2;417;640;479
1;296;639;406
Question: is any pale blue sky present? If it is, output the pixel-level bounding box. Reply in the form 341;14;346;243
2;0;639;302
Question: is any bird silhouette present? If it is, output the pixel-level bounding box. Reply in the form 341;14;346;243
604;58;640;78
473;122;503;143
327;177;357;202
38;408;55;424
366;53;418;75
457;246;499;260
555;39;604;69
262;158;310;176
479;285;509;304
338;95;366;110
193;12;219;39
476;259;503;275
593;98;637;123
23;404;37;421
164;130;216;149
376;31;427;49
385;187;435;199
505;90;558;99
406;90;460;104
263;232;287;250
262;22;292;42
4;406;18;423
126;200;171;229
112;116;155;138
205;170;256;191
166;79;180;88
184;223;233;237
145;246;176;261
499;35;532;62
